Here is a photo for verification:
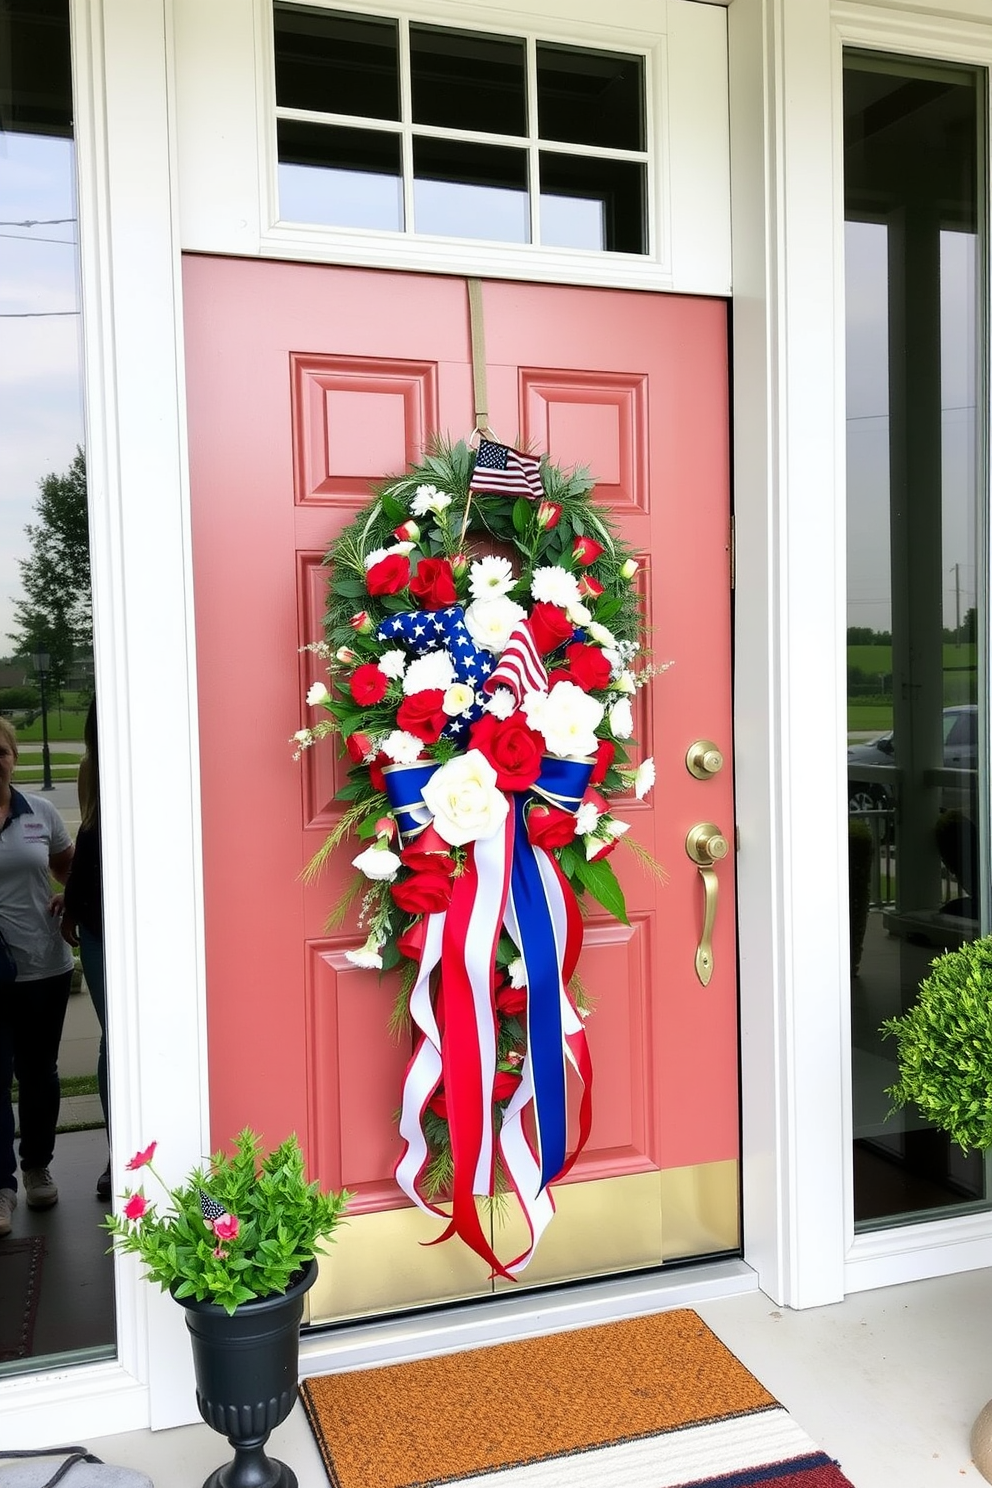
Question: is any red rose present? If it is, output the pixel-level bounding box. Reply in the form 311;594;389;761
587;833;620;862
409;557;457;610
366;553;411;595
368;753;390;792
564;643;611;693
350;663;389;706
469;712;544;792
392;870;454;917
526;803;577;850
572;535;605;567
589;738;615;784
397;920;426;961
582;787;610;815
396;689;447;743
577;575;604;600
401;824;456;877
536;500;562;531
346;731;374;764
529;602;574;655
545;669;572;689
496;984;527;1017
493;1069;523;1103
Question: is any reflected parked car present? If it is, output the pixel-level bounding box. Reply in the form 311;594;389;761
847;704;976;813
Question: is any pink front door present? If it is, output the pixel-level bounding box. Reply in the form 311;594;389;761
183;258;737;1317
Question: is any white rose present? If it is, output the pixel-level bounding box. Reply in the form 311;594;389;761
587;622;617;649
422;749;509;846
306;681;329;706
634;758;655;799
614;670;637;694
609;697;634;739
522;681;604;760
566;601;593;626
443;683;475;717
463;597;527;655
352;845;402;881
403;650;456;695
388;541;416;556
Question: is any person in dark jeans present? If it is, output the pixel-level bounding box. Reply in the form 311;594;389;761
0;717;75;1236
62;699;109;1200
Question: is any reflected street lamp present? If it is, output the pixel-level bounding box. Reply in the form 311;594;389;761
30;653;54;791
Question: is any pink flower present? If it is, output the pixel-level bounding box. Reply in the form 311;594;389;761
211;1212;240;1241
123;1193;149;1221
127;1142;157;1170
212;1245;229;1260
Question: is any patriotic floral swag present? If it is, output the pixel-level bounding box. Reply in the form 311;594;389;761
295;437;658;1278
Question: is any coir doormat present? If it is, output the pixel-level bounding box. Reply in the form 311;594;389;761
0;1236;45;1362
300;1309;856;1488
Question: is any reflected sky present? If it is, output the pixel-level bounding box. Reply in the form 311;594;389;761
0;131;84;652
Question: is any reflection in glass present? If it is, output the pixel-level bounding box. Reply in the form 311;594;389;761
0;0;112;1371
277;121;403;231
273;4;399;122
410;24;526;137
540;152;645;254
844;54;987;1227
413;139;528;242
537;42;644;151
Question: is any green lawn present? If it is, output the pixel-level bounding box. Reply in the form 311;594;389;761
14;713;86;743
848;703;892;734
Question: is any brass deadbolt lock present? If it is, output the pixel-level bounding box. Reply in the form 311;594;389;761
686;739;725;780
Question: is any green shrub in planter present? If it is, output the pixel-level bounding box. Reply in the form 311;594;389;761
882;935;992;1152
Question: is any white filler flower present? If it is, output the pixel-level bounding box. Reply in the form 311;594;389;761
463;597;527;655
522;681;604;760
352;845;403;881
635;758;656;799
530;565;581;609
422;749;509;846
306;681;329;706
469;555;515;600
485;687;517;720
411;484;453;517
403;650;456;695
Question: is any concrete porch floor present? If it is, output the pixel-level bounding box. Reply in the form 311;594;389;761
73;1266;992;1488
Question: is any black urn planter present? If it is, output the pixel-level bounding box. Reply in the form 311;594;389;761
174;1260;317;1488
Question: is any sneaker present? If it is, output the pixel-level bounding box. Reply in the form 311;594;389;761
23;1167;58;1209
96;1164;112;1202
0;1189;15;1237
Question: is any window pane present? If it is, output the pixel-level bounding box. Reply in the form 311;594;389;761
0;0;72;137
540;152;645;254
413;138;528;242
278;121;402;231
844;53;988;1228
537;43;644;151
410;25;525;137
274;4;399;122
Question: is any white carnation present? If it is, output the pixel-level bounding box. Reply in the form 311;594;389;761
378;649;408;680
574;802;601;836
566;601;593;626
614;670;637;695
364;547;390;569
522;680;604;760
381;729;425;764
403;650;456;695
411;484;453;517
530;565;581;609
463;597;527;655
609;696;634;739
587;622;618;649
635;758;656;799
306;681;329;706
351;845;403;881
485;687;517;720
507;958;527;989
346;936;384;970
469;555;515;600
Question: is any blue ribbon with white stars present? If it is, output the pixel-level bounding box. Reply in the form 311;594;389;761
378;605;496;739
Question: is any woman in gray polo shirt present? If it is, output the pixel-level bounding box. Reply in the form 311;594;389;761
0;716;74;1236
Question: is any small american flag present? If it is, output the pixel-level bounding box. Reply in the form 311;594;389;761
469;439;544;501
199;1190;227;1223
484;621;548;705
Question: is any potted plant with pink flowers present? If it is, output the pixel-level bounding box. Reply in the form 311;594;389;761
105;1129;349;1488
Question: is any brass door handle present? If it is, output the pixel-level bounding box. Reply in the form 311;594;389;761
686;739;725;779
685;823;729;986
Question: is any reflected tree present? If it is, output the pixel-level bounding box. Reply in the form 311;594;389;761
7;447;92;691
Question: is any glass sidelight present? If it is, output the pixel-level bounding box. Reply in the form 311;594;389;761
844;53;988;1226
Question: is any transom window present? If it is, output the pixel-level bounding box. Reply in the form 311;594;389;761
273;3;648;253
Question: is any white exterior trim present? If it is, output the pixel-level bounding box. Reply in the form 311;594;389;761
174;0;732;295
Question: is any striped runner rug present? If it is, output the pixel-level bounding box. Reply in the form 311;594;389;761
299;1309;855;1488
